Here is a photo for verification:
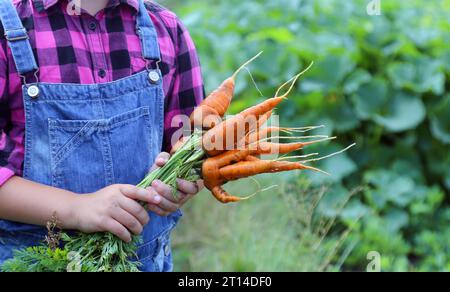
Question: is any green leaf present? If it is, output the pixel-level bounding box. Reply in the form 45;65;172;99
386;177;416;207
430;94;450;144
247;27;295;43
387;62;415;88
317;184;349;218
364;170;416;209
445;169;450;191
341;199;371;221
410;186;445;215
300;55;355;93
251;44;300;83
374;92;426;132
351;77;388;120
384;208;409;233
343;69;372;94
414;58;445;95
327;98;360;132
387;58;445;95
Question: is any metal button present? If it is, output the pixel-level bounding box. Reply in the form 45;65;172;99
27;85;40;98
98;69;106;78
148;70;160;83
88;22;97;31
164;244;170;256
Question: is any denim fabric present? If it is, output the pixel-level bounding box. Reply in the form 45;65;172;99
0;0;38;74
0;231;45;265
0;0;180;271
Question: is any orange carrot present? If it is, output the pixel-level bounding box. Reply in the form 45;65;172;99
207;149;253;168
190;106;223;130
238;110;273;144
202;156;225;197
245;126;281;145
202;156;323;203
211;186;241;203
201;149;256;199
257;110;273;128
245;125;326;146
219;160;321;181
190;52;262;129
202;69;308;156
247;137;336;155
201;114;264;156
245;155;260;162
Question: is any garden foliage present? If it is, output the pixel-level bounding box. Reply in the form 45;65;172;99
163;0;449;271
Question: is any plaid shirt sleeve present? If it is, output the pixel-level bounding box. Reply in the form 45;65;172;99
0;37;20;185
161;13;205;152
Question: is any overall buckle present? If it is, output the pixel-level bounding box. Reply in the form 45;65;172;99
4;28;29;42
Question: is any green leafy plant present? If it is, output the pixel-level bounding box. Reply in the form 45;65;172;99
1;246;70;273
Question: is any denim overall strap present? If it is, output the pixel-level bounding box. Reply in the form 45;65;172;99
136;0;160;61
0;0;38;75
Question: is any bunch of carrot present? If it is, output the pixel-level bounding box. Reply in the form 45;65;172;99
1;53;354;272
184;52;349;203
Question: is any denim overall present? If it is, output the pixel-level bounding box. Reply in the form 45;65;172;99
0;0;181;271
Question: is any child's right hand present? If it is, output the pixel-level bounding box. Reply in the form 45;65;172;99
71;185;162;242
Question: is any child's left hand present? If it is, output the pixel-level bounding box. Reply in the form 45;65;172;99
146;152;203;217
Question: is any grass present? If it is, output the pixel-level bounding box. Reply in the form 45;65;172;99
172;173;355;272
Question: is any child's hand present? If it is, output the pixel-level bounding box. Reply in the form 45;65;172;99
72;185;161;242
146;152;203;217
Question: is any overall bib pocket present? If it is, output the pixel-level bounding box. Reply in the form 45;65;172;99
137;227;174;272
48;107;154;194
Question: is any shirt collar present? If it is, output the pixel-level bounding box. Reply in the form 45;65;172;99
34;0;140;13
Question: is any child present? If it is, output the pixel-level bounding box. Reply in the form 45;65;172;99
0;0;204;272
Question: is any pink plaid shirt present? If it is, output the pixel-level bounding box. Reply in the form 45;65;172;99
0;0;204;185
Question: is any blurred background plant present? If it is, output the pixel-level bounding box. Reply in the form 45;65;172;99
159;0;450;271
172;176;359;272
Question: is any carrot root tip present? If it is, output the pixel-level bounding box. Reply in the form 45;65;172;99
240;184;279;201
302;164;331;176
275;153;320;161
231;51;264;79
301;143;357;164
301;136;337;146
274;61;314;98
